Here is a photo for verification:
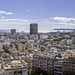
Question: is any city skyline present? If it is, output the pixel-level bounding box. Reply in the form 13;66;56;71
0;0;75;32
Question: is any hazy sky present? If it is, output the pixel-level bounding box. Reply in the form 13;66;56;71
0;0;75;32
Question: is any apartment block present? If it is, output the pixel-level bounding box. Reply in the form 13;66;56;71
4;60;28;75
62;56;75;75
54;53;63;75
32;54;53;71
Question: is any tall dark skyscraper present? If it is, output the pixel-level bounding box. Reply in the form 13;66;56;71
11;29;16;35
30;23;38;34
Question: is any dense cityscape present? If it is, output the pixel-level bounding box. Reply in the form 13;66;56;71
0;23;74;75
0;0;75;75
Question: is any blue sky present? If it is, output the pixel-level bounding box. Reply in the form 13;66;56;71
0;0;75;32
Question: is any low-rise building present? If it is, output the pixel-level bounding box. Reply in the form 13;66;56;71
3;60;28;75
0;61;4;75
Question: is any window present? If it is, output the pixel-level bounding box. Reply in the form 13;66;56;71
72;69;74;70
63;64;65;66
9;71;13;74
72;66;74;67
23;70;27;72
68;68;71;70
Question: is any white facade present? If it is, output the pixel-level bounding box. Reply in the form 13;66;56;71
0;42;3;50
30;34;38;40
67;39;72;45
40;34;48;39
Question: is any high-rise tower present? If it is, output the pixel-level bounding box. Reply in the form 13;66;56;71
30;23;38;34
11;29;16;35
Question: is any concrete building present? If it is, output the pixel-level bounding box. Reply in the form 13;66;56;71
30;34;38;40
40;34;48;40
30;23;38;34
54;53;64;75
62;56;75;75
0;49;5;56
11;29;16;35
3;60;28;75
0;61;4;75
0;42;3;50
67;39;72;45
32;53;53;71
1;53;13;62
18;44;25;52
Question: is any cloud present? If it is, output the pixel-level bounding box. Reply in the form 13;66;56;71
0;18;34;32
0;19;29;22
6;12;13;15
27;9;29;12
53;17;75;22
0;11;13;15
49;17;52;19
0;18;74;32
1;16;5;19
